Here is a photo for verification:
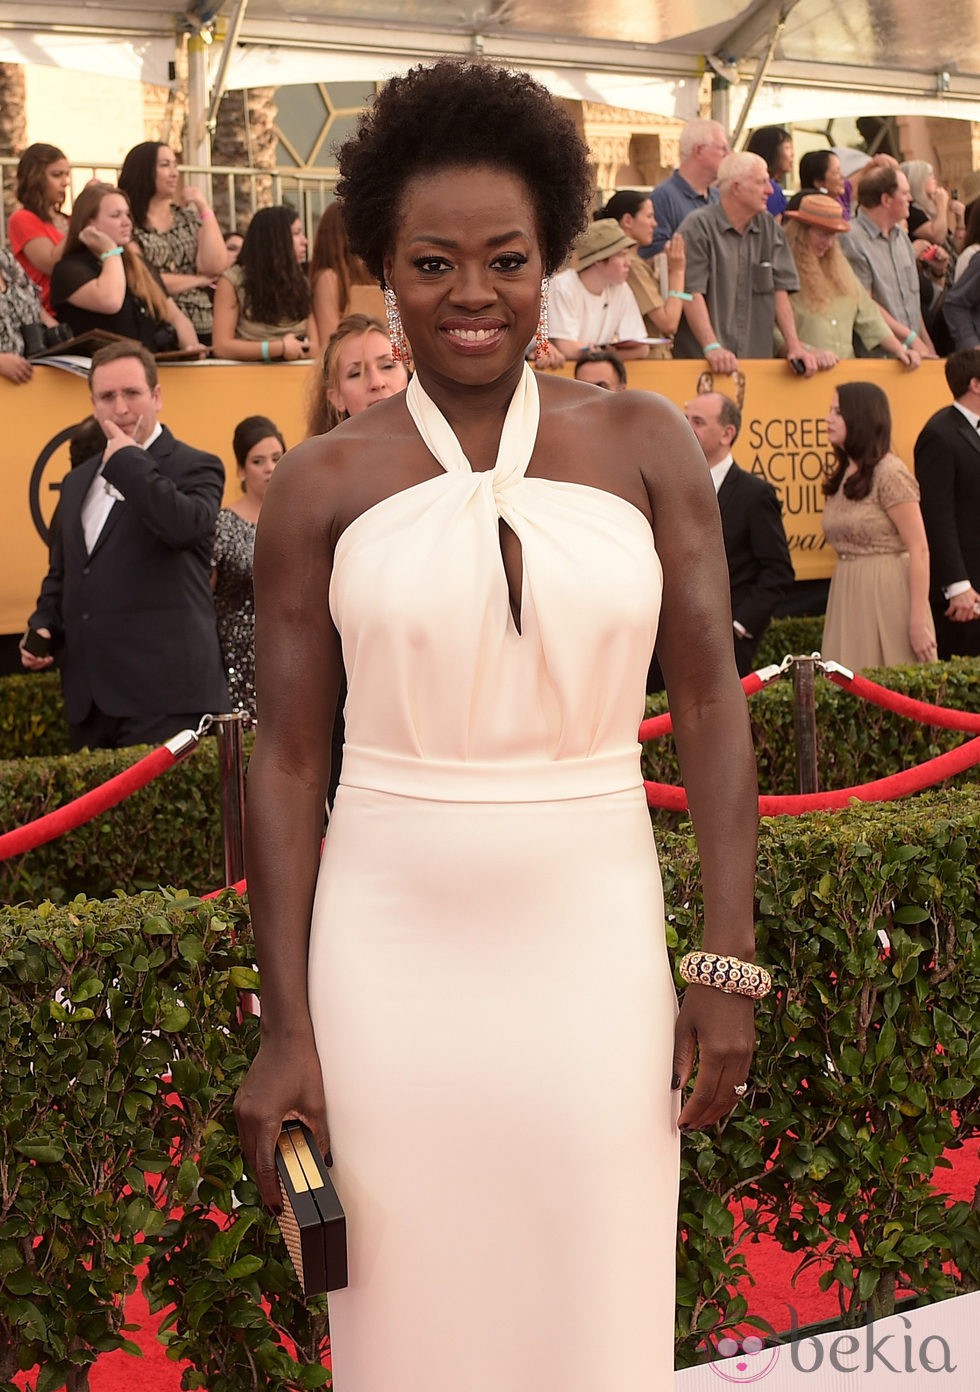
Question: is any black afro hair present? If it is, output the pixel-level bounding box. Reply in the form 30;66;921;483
335;59;594;279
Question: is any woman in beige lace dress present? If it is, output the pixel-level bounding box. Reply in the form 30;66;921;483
821;382;937;669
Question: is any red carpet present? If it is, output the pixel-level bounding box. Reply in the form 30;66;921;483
17;1139;978;1390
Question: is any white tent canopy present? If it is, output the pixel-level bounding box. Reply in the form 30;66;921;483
2;0;979;124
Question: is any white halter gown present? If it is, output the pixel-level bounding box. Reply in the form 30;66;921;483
308;363;680;1390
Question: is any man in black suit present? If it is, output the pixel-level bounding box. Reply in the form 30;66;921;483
914;348;980;659
683;391;794;676
20;341;229;749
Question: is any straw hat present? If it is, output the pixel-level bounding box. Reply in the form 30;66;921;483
783;193;850;235
574;219;636;270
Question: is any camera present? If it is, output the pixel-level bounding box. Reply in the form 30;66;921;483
20;321;73;357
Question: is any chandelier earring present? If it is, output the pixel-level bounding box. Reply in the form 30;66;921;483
534;276;552;362
383;284;411;365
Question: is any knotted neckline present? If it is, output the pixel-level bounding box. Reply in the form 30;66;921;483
405;362;540;490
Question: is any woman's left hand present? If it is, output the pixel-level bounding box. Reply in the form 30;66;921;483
672;984;756;1130
910;620;938;662
181;186;209;212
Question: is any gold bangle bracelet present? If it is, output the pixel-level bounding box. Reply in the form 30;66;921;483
678;950;772;1000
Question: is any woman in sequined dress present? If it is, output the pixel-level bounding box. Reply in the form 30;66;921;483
211;416;285;718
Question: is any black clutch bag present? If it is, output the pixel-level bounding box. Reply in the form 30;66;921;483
274;1120;348;1296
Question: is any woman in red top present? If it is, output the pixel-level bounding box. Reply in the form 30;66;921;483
8;143;70;314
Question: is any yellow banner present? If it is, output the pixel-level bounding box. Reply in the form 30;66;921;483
620;358;949;583
0;357;951;634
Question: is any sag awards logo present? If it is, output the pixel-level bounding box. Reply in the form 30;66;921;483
703;1309;957;1381
29;422;83;544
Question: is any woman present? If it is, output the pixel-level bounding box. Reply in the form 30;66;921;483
211;416;285;720
599;189;686;357
50;184;203;353
8;142;70;315
901;160;966;255
798;149;846;204
306;313;408;437
309;202;380;344
234;60;760;1392
119;141;228;344
211;205;317;362
954;195;980;282
781;193;919;364
747;125;793;216
0;246;42;384
822;383;936;670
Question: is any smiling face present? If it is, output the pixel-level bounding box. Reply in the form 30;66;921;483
155;145;180;200
823;153;845;197
327;329;409;417
383;164;543;387
91;192;133;245
44;158;71;213
239;435;282;502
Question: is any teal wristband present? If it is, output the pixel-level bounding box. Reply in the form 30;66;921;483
703;341;722;355
668;290;693;301
903;330;918;348
99;247;123;262
260;339;271;363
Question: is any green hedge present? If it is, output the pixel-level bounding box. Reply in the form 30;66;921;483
3;652;980;902
0;672;70;761
642;658;980;816
0;742;229;905
1;795;978;1386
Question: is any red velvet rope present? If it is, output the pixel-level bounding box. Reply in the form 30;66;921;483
645;736;980;815
0;745;179;861
825;670;980;732
642;659;980;815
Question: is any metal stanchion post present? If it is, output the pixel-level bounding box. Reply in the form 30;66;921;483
792;657;819;794
212;713;246;886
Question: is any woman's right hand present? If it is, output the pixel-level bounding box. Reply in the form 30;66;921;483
79;225;119;257
664;232;686;275
280;333;311;362
234;1031;330;1212
0;352;33;385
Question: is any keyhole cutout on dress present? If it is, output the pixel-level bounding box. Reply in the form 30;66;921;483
498;517;524;635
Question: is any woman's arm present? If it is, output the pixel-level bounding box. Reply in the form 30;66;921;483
19;236;64;277
234;438;344;1209
887;498;937;661
181;190;231;277
312;268;341;344
159;271;216;296
636;396;759;1129
211;275;309;362
643;238;686;337
62;231;127;314
164;296;205;352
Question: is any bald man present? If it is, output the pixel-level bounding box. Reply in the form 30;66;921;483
683;391;794;675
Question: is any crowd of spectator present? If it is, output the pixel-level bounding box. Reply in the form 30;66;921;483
3;124;977;386
7;123;980;733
